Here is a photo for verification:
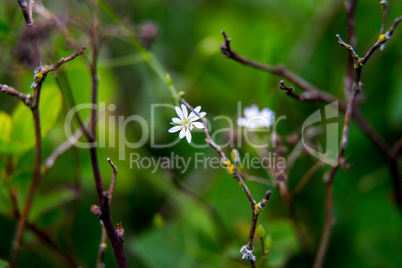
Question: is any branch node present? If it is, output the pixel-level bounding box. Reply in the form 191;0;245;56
91;204;102;218
116;222;125;244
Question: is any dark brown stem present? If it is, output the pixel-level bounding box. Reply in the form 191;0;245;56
84;4;126;264
279;80;301;101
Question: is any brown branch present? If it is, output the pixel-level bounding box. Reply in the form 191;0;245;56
107;158;118;200
16;0;41;67
361;17;402;65
220;31;392;160
83;4;126;265
42;46;87;74
181;98;272;266
181;98;226;160
0;84;31;105
279;80;300;101
314;12;402;266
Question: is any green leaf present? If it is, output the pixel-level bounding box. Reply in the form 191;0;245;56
29;187;79;222
0;186;13;218
0;259;10;268
267;219;299;267
0;111;12;142
257;223;266;237
0;82;62;156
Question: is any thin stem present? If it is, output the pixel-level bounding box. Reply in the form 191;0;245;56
96;223;108;268
181;98;272;266
344;0;358;93
380;1;388;35
107;158;118;200
220;31;391;159
279;80;301;101
314;12;402;265
313;183;334;268
292;161;324;196
0;84;31;104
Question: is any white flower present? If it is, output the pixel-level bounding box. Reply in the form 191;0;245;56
237;104;275;129
168;104;206;143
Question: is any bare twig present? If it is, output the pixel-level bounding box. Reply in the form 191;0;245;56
380;1;388;35
96;221;108;268
16;0;40;67
361;17;402;65
220;31;392;160
344;0;358;93
0;84;31;105
181;98;272;266
314;9;402;267
75;3;127;266
107;158;118;201
41;46;86;74
279;80;300;101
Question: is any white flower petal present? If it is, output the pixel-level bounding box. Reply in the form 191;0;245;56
188;106;201;120
244;105;259;118
171;117;181;124
175;106;183;119
192;122;204;129
179;127;186;139
168;126;182;133
237;117;246;126
181;104;188;118
185;130;192;143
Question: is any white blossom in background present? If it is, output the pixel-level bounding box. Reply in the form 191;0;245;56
168;104;206;143
237;104;275;129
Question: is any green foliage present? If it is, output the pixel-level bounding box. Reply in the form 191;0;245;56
0;0;401;267
0;259;9;268
0;83;62;156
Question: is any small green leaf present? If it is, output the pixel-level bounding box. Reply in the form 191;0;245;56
0;111;12;142
0;258;10;268
257;223;266;237
29;188;79;222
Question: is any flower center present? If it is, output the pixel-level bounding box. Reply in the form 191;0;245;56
182;119;191;128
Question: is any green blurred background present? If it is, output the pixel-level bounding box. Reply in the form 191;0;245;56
0;0;401;267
